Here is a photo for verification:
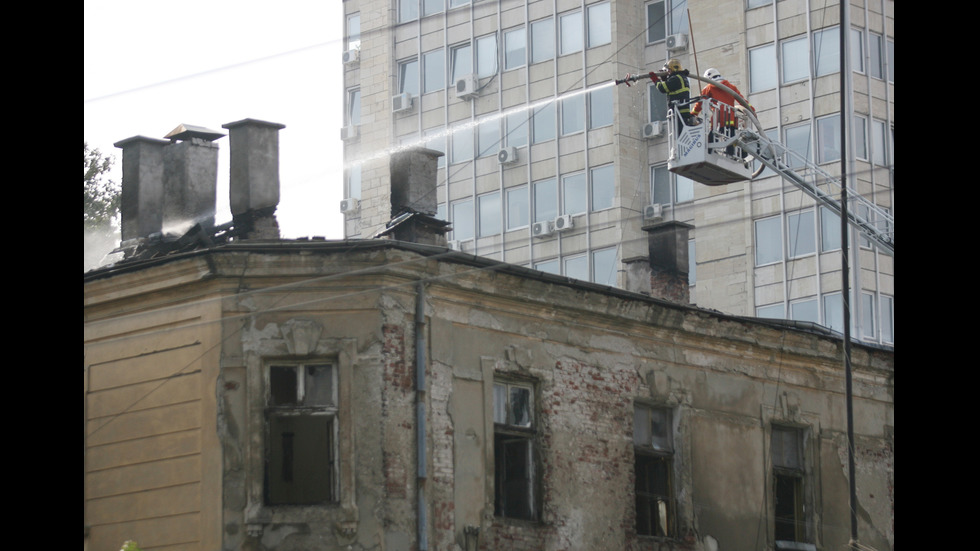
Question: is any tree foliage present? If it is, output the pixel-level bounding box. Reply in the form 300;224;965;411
84;142;120;231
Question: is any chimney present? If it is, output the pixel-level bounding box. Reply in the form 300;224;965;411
390;147;441;217
374;147;450;246
162;124;224;236
222;118;286;240
624;220;693;304
114;135;170;242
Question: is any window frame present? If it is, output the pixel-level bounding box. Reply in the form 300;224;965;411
634;403;675;538
493;380;539;521
264;362;339;506
771;424;807;544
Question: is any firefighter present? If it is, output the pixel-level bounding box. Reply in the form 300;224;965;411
650;59;696;132
691;68;754;156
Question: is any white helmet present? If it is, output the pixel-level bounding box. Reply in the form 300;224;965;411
704;68;722;81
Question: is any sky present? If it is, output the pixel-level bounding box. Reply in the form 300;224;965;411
84;0;347;243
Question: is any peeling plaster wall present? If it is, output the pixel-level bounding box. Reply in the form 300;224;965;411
85;245;893;551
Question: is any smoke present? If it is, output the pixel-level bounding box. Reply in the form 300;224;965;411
84;226;122;272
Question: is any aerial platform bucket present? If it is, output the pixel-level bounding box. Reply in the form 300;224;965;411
666;101;754;186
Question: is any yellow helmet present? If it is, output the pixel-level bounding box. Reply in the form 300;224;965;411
664;58;683;72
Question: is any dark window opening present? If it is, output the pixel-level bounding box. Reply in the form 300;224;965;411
265;363;337;506
635;453;671;536
493;381;538;521
774;473;803;541
772;425;805;543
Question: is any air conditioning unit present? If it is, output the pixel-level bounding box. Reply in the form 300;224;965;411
392;92;414;113
455;74;480;100
447;240;463;251
554;214;574;232
497;146;519;164
342;48;359;65
341;125;358;141
642;121;664;139
643;203;664;222
340;197;360;214
666;33;688;51
531;220;554;238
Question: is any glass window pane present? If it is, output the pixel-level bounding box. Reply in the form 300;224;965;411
881;295;894;343
813;27;840;77
452;198;474;241
506;186;529;229
790;298;818;323
747;0;771;8
561;93;585;135
853;115;867;160
649;408;671;451
510;385;531;427
633;406;651;445
478;117;500;158
771;426;801;470
493;383;507;424
348;89;361;125
646;1;665;44
587;2;611;47
749;44;777;92
850;28;863;73
477;34;498;78
478;192;501;237
531;19;554;63
564;255;588;281
532;102;556;143
786;210;816;258
784;123;812;169
399;0;418;22
423;50;445;93
592;247;617;286
872;119;886;166
887;39;894;82
562;172;587;215
347;14;361;50
451;124;473;164
303;365;335;406
533;178;557;222
270;366;298;405
688;240;696;285
504;28;526;70
869;33;883;79
862;293;875;339
755;216;782;265
400;59;419;96
651;165;670;205
591;164;615;211
669;0;688;35
822;293;843;333
506;110;528;147
560;11;583;55
781;37;809;83
589;85;614;128
757;303;784;319
819;206;841;252
423;0;444;16
347;163;362;199
816;115;840;163
675;175;694;203
535;258;559;274
649;82;668;122
452;44;472;82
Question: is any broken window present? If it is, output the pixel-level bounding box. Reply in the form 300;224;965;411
265;363;337;506
634;404;674;537
772;425;805;544
493;381;537;521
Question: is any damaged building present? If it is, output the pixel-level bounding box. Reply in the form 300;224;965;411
84;119;894;551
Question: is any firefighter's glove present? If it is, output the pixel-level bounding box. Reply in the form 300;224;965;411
649;72;660;83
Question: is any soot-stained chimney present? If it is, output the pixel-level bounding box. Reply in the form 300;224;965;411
222;118;286;240
114;135;169;243
162;124;224;236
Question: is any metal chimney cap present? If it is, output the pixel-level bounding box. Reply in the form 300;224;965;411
164;123;226;142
